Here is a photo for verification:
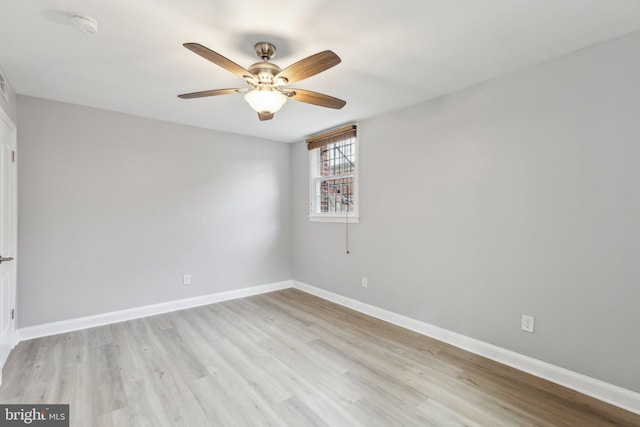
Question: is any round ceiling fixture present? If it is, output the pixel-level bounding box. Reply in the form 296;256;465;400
70;15;98;35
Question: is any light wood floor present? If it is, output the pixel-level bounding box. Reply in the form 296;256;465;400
1;289;638;426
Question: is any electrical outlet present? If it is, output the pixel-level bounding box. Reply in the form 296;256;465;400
521;314;534;333
362;277;368;288
183;274;191;285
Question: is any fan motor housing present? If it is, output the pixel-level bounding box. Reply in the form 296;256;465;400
248;62;282;84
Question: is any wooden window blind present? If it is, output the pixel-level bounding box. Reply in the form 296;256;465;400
306;124;357;151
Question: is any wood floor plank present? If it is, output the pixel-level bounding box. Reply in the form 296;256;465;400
1;288;639;426
274;396;332;427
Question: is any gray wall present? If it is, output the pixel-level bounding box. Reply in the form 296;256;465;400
18;96;291;327
292;31;640;392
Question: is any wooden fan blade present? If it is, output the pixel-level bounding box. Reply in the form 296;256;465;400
178;88;242;99
258;112;274;121
274;51;341;84
183;43;253;79
288;89;346;109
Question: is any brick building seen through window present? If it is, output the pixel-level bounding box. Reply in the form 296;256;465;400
318;137;355;213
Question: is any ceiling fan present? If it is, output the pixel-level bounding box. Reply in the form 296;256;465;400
178;42;346;121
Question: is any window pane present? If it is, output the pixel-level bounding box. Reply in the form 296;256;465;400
319;136;355;177
318;177;354;213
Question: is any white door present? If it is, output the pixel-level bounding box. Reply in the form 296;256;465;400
0;108;17;374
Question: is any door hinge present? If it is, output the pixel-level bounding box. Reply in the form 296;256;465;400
11;151;16;163
11;309;14;320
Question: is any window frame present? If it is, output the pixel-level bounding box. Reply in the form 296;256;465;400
308;125;359;223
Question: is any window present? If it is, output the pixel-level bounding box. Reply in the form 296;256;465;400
308;124;359;223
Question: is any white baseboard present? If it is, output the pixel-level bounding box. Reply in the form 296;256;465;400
292;280;640;415
18;280;293;342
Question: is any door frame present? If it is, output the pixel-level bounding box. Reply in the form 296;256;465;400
0;104;17;377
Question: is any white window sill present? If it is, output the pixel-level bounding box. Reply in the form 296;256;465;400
308;215;360;223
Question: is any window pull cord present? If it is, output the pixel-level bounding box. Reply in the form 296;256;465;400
346;201;350;255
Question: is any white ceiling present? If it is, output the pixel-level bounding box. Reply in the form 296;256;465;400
1;1;639;143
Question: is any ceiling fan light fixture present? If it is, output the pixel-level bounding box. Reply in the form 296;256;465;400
178;42;345;120
244;89;287;114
